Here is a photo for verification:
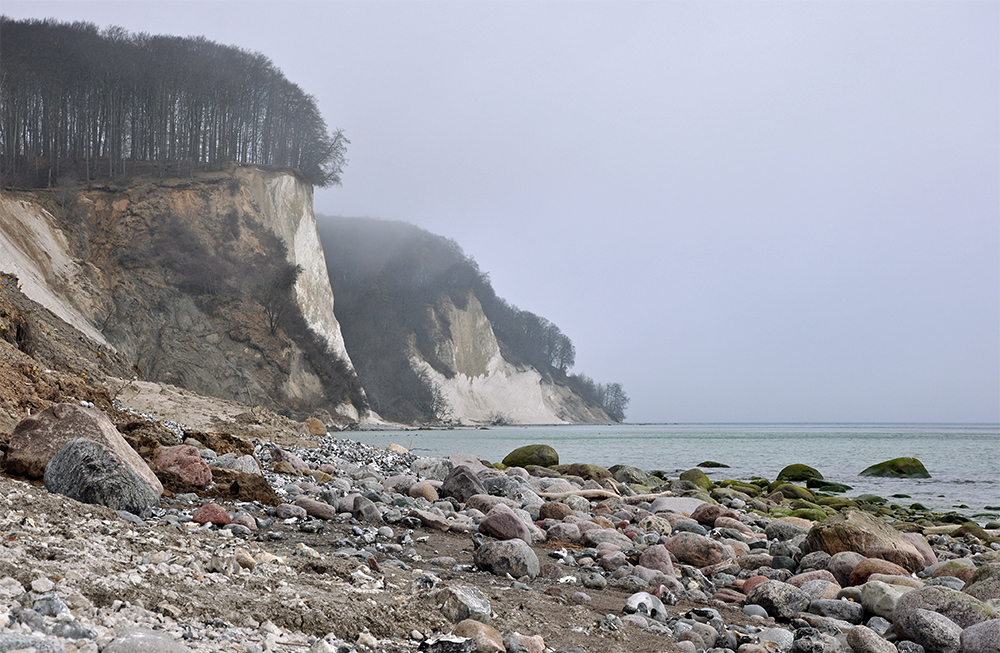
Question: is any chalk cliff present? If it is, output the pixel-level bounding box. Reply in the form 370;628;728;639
318;216;612;425
410;291;611;425
0;166;364;422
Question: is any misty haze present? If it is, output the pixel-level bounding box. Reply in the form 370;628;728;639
0;3;997;653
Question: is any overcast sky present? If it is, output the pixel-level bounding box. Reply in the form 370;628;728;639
5;1;998;423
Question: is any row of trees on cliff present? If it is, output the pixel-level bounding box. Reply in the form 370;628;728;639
0;17;347;188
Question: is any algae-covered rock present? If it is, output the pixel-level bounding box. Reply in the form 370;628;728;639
698;460;730;468
807;478;853;493
502;445;558;469
816;497;857;510
609;464;657;487
554;463;611;481
789;508;829;522
719;480;762;497
777;464;823;483
770;483;817;502
679;468;713;491
859;457;930;478
854;494;888;505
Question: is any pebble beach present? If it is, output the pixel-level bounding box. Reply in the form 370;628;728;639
1;403;999;653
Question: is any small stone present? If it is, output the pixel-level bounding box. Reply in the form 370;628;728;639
356;631;378;649
235;548;256;570
453;619;505;652
847;625;898;653
276;503;308;519
192;503;232;525
31;577;55;593
438;586;492;624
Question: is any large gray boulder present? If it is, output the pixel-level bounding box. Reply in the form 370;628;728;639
5;403;162;495
964;564;1000;602
440;465;487;504
746;580;811;620
907;608;962;653
478;503;531;543
473;539;539;579
103;627;192;652
44;439;161;514
960;619;1000;653
893;586;998;641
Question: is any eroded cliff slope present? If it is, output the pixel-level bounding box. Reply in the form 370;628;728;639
318;216;612;425
0;166;364;422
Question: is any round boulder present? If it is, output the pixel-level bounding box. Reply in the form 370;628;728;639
777;464;823;483
859;457;930;478
44;438;161;515
474;539;539;579
502;445;558;469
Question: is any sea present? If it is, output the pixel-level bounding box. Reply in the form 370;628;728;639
346;423;1000;520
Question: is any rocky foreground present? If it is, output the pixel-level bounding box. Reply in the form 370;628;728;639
0;403;999;653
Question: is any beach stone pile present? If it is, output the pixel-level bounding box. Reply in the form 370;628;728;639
3;403;1000;653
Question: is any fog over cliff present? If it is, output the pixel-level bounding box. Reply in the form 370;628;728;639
4;1;998;423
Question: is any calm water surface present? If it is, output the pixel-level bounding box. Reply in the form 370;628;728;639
348;423;1000;517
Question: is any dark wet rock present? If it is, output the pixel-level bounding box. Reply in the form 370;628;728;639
44;438;161;514
859;457;930;478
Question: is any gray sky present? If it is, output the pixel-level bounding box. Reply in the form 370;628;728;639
5;1;998;423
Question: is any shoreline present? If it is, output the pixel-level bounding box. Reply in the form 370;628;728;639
1;402;999;653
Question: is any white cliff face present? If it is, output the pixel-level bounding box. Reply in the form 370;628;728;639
0;196;111;347
246;170;355;371
409;292;577;425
